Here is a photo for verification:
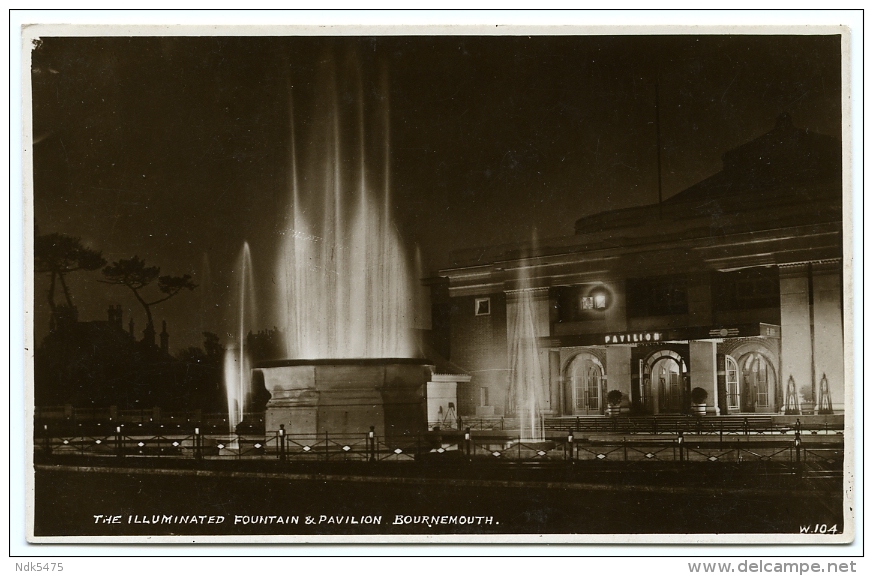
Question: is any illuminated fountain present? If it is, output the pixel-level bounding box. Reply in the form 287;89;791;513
223;242;255;435
507;241;548;444
258;60;429;440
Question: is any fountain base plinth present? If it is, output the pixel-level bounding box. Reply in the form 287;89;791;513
257;359;432;441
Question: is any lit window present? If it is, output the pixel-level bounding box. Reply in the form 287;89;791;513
726;355;740;411
475;297;491;316
581;294;607;310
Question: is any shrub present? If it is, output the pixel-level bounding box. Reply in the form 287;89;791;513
690;387;708;404
606;390;623;406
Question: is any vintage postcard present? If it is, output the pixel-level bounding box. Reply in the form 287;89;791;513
21;22;855;545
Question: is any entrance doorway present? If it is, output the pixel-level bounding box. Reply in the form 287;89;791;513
641;349;689;415
653;358;683;413
738;352;777;413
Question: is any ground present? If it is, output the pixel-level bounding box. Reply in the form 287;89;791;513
33;457;843;537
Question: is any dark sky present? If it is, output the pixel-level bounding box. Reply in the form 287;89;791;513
30;34;842;351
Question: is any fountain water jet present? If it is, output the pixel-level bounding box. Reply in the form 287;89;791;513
508;238;548;442
276;63;417;361
224;242;256;435
261;58;429;439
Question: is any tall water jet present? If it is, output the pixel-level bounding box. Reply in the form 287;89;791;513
223;348;242;434
262;57;429;439
224;242;256;434
275;60;417;361
507;238;548;441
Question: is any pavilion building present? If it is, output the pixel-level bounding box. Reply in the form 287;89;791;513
430;114;845;419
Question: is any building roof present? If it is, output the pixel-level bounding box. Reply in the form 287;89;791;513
572;113;841;237
439;115;843;292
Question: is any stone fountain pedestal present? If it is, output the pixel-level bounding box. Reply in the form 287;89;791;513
257;359;432;441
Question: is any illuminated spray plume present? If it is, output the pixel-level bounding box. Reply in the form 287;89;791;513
508;236;547;441
276;59;417;360
224;242;255;434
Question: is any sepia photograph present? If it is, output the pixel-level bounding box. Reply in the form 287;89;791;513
20;21;854;545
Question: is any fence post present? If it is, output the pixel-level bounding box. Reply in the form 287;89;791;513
194;426;201;461
567;429;574;462
464;427;471;460
678;431;685;462
368;426;375;462
794;429;802;474
44;424;51;457
116;425;123;459
279;424;286;463
743;417;749;437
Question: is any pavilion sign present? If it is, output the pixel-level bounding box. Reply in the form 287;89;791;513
540;323;780;349
604;332;661;344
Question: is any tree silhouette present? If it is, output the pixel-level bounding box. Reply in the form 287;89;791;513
101;256;197;338
34;226;106;313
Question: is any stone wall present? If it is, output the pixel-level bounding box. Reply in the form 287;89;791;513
448;292;509;416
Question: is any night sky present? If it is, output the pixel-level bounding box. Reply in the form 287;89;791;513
29;34;842;351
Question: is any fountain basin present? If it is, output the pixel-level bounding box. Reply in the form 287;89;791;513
257;359;432;441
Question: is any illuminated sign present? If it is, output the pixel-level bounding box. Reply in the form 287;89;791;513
541;323;777;349
604;332;661;344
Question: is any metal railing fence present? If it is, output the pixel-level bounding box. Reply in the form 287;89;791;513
35;424;842;471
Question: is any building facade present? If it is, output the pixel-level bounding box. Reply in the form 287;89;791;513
432;115;844;418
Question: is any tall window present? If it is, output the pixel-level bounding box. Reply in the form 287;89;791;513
726;355;740;411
